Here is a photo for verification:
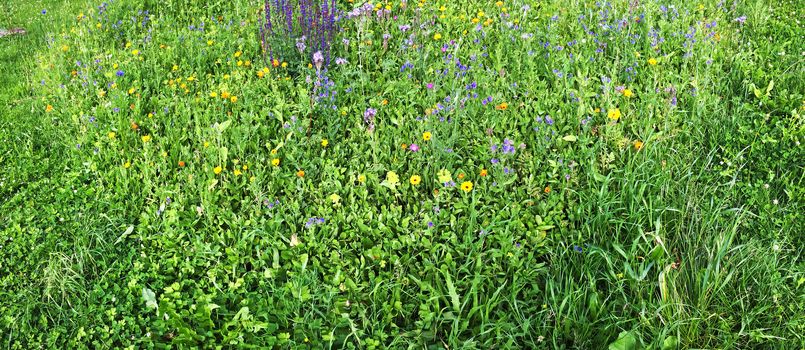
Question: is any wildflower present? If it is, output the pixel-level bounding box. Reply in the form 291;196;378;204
480;168;488;177
410;175;421;185
234;169;242;176
386;171;400;186
296;169;305;177
423;131;432;141
312;51;324;70
648;58;658;66
409;143;420;152
45;105;54;112
230;96;238;103
131;49;139;56
495;102;508;110
329;193;341;205
460;181;473;193
426;83;434;89
357;174;366;183
141;135;152;142
633;140;644;150
623;89;634;98
544;186;551;193
123;161;131;169
271;158;280;166
437;169;452;183
290;233;300;246
433;33;442;40
210;92;218;98
321;139;329;147
221;91;231;99
401;143;408;149
734;16;747;25
178;161;186;167
213;166;223;174
607;108;622;121
108;131;116;139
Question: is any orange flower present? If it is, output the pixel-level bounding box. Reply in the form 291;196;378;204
544;186;551;193
495;102;508;111
480;168;488;177
178;161;186;167
457;173;465;180
296;169;305;177
45;105;54;112
401;143;408;149
633;140;644;150
131;122;139;130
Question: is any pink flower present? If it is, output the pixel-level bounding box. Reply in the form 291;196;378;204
409;143;420;152
426;83;434;89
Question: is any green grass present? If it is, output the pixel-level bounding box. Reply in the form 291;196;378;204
0;0;803;349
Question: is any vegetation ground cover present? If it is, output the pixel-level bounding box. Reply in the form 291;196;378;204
0;0;803;348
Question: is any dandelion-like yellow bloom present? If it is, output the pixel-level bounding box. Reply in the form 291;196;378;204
271;158;280;166
648;58;658;66
423;131;432;141
214;166;223;174
141;135;151;142
460;181;473;193
123;161;131;169
410;175;421;185
108;131;116;139
433;33;442;40
321;139;329;147
623;89;634;98
607;108;622;121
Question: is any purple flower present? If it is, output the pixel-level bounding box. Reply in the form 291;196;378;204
573;245;583;253
41;9;47;15
335;57;347;65
427;221;434;228
312;51;324;70
734;16;746;24
409;143;420;152
491;158;499;164
427;83;434;89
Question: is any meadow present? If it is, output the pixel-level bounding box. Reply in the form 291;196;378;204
0;0;803;348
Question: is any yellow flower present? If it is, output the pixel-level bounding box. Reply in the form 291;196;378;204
410;175;421;185
131;49;139;56
329;193;341;205
357;174;366;183
234;51;242;58
633;140;644;150
321;139;329;147
45;105;54;112
141;135;152;142
270;149;278;155
386;171;400;186
61;45;69;52
607;108;622;121
214;166;223;174
422;131;432;141
648;58;658;66
207;40;214;46
242;165;248;170
433;33;442;40
234;169;242;176
437;169;452;183
460;181;473;193
271;158;280;166
108;131;116;139
296;169;305;177
221;91;230;99
480;168;488;177
210;92;218;98
230;96;238;103
172;64;179;71
257;71;265;78
123;161;131;169
203;141;210;148
623;89;634;98
281;62;288;68
495;1;503;6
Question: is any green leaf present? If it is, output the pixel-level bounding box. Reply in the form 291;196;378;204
562;135;577;142
608;331;638;350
